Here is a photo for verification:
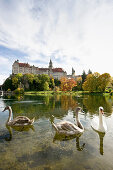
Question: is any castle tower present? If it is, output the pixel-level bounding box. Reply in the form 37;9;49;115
72;67;75;77
49;59;53;70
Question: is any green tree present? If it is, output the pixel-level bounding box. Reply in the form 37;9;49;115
38;74;50;91
12;76;18;89
2;78;14;91
33;75;40;90
88;69;92;74
82;70;87;84
16;73;23;80
54;79;61;87
50;77;55;90
82;72;111;92
82;74;95;92
98;73;111;92
43;82;49;91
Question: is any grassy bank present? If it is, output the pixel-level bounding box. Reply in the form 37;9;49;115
24;91;110;96
24;91;80;96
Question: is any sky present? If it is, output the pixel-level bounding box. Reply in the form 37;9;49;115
0;0;113;85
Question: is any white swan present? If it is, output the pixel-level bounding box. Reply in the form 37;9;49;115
52;107;84;136
2;106;35;126
91;107;107;133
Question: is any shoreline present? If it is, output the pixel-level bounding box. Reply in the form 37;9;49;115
24;91;111;96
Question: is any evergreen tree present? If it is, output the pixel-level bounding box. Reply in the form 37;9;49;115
88;69;92;74
82;70;87;84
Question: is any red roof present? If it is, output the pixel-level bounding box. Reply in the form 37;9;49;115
52;68;64;72
19;63;30;67
18;62;65;73
39;68;49;71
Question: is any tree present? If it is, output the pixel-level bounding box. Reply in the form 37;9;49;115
54;78;61;87
73;77;82;91
33;75;40;90
43;82;49;91
76;77;82;90
82;70;87;84
82;72;111;92
82;74;95;92
38;74;50;91
98;73;111;92
16;73;23;80
50;77;55;90
88;69;92;74
25;74;34;84
60;77;76;91
12;76;18;88
2;78;14;91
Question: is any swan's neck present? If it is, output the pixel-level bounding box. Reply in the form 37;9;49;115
7;107;12;123
99;111;103;125
98;111;104;130
76;113;84;130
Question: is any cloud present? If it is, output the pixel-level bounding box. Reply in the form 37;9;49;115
0;56;12;84
0;0;113;84
0;74;8;85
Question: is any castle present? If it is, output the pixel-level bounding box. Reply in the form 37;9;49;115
12;59;69;80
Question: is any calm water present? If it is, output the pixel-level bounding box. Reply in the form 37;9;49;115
0;94;113;170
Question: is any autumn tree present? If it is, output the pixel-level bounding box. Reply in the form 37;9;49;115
82;74;95;92
60;77;76;91
98;73;111;92
82;72;111;92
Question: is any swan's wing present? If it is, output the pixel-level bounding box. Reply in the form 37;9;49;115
103;121;107;132
91;117;99;131
12;116;30;125
57;121;78;131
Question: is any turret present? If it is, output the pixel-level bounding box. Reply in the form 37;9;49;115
72;67;75;77
49;59;53;70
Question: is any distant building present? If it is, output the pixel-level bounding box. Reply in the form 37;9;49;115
67;68;81;80
12;59;67;80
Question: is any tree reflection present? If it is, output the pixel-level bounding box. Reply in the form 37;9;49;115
83;95;113;116
2;94;113;122
61;95;78;110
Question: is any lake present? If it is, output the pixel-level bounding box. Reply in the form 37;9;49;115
0;94;113;170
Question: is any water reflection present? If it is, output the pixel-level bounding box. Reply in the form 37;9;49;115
83;95;113;116
51;107;85;151
91;127;105;155
53;133;85;151
4;125;35;141
2;94;113;118
0;94;113;169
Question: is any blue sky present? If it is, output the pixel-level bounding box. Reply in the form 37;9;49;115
0;0;113;85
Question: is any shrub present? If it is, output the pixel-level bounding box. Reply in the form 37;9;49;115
14;88;24;94
7;89;11;92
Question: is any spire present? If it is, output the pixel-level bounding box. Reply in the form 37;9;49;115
72;67;75;76
49;59;53;69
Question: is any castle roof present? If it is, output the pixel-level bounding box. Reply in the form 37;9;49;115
52;68;64;72
38;68;65;73
39;68;49;71
16;61;65;73
19;63;30;67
